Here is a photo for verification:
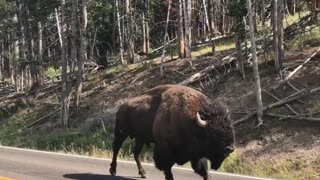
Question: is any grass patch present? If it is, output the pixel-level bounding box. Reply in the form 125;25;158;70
220;151;320;180
27;128;154;162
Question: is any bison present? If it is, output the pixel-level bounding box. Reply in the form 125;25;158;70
109;84;235;180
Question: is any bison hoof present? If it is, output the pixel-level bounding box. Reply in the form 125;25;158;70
109;167;116;176
140;173;148;179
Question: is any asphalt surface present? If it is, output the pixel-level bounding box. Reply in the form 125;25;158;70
0;146;275;180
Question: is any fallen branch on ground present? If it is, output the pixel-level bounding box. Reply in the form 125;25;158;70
25;108;61;129
266;113;320;122
274;47;320;89
178;56;236;86
233;86;320;125
262;89;299;115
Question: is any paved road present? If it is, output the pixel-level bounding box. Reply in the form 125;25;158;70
0;146;275;180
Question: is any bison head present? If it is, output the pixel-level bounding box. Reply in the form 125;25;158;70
195;103;235;170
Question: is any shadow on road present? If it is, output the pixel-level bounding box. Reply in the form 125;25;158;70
63;173;139;180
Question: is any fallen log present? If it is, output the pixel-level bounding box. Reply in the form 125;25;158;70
266;113;320;122
233;86;320;125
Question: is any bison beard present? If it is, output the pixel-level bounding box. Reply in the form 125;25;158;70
109;84;235;180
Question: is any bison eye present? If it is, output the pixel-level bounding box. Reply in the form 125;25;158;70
224;146;234;155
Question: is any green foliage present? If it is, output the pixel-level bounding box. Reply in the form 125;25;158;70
291;27;320;48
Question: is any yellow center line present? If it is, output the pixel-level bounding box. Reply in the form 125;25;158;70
0;177;16;180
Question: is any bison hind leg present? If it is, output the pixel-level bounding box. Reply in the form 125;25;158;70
191;158;209;180
109;130;128;176
133;139;147;178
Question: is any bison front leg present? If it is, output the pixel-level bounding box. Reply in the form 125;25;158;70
133;139;147;178
153;144;175;180
109;130;128;176
191;158;209;180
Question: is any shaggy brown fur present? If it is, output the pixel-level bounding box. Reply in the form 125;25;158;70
109;84;235;180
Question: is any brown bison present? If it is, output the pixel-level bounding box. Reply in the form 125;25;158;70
109;84;235;180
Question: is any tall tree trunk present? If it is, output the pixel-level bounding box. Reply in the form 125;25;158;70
115;0;124;64
208;0;216;54
23;0;38;90
160;0;172;76
0;40;3;82
178;0;185;58
183;0;193;67
60;0;69;127
126;0;134;64
12;0;21;92
247;0;264;126
273;0;280;70
277;0;284;70
261;0;266;26
146;0;150;54
37;21;44;86
71;0;77;75
111;0;117;49
55;8;63;49
203;0;215;56
18;0;27;91
75;0;88;111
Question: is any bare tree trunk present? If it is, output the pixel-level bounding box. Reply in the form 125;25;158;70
12;0;21;92
71;0;77;75
146;0;150;54
160;0;172;77
37;21;44;86
202;0;215;56
111;0;117;49
178;0;185;58
55;8;63;49
277;0;284;69
261;0;266;26
23;0;38;90
125;0;134;64
208;0;216;54
0;40;3;82
60;0;69;127
116;0;124;64
235;33;245;79
183;0;193;67
75;0;88;111
273;0;280;70
247;0;264;126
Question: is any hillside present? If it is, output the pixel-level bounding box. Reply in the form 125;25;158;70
1;23;320;180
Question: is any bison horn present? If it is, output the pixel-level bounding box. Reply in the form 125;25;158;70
196;112;208;128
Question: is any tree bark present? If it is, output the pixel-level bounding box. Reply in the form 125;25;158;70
71;0;77;74
115;0;124;64
247;0;264;126
75;0;88;111
60;0;70;127
272;0;280;70
125;0;134;64
277;0;284;69
183;0;193;67
178;0;185;58
12;0;21;92
23;0;38;90
160;0;172;77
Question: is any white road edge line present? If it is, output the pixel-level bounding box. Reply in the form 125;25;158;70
0;145;275;180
